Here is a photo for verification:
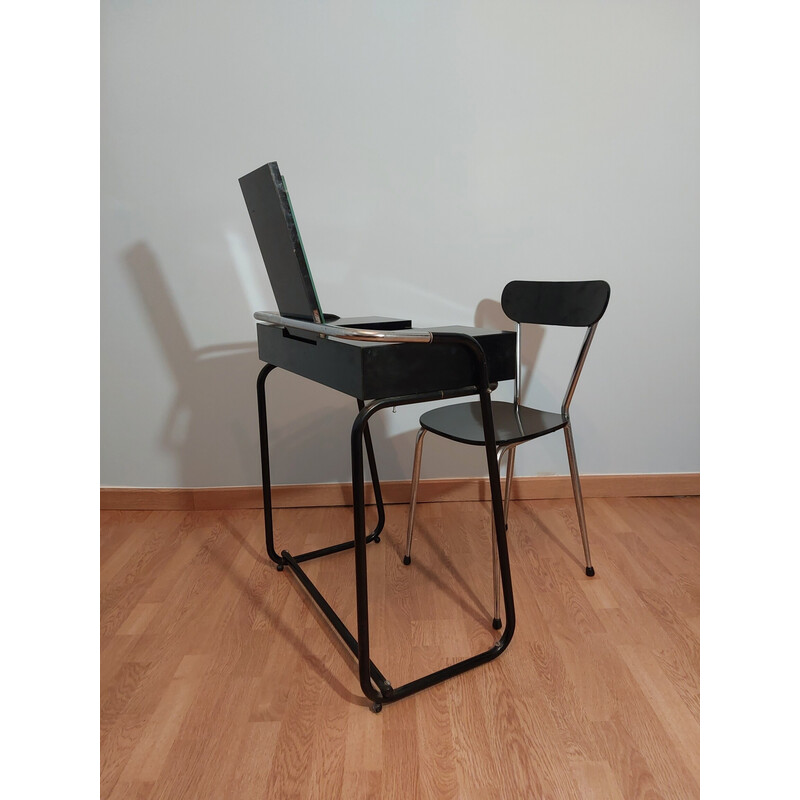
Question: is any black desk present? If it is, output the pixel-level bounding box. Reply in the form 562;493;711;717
256;315;518;711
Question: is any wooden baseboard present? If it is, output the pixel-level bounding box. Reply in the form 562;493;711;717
100;473;699;511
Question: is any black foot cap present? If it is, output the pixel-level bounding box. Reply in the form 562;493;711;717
585;566;595;577
276;563;284;572
492;618;502;630
402;555;411;566
371;702;383;714
373;535;381;544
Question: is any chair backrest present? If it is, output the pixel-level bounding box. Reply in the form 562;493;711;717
500;280;611;414
501;280;610;327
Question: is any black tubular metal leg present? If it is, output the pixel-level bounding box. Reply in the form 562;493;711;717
431;331;517;647
257;364;282;566
357;399;386;541
472;385;516;646
257;364;384;570
492;444;517;629
351;404;384;704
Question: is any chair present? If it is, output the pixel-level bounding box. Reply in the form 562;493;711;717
403;279;611;628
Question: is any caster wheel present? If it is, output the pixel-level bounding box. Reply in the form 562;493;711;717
371;702;383;714
492;618;502;630
585;566;595;577
402;556;411;566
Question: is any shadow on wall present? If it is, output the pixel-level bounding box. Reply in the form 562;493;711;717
474;296;544;403
124;242;396;487
123;245;557;489
125;242;265;487
260;370;412;485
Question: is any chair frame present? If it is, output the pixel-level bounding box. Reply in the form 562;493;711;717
404;283;607;628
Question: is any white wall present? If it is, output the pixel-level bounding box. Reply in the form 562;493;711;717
101;0;698;488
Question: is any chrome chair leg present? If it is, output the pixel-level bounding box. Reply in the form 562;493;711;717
563;422;595;577
403;428;427;565
405;431;517;630
492;445;516;629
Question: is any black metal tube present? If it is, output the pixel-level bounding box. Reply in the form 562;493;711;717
430;332;516;644
383;643;504;703
258;368;383;568
282;551;392;693
256;364;282;566
292;538;370;564
357;399;386;537
350;407;383;703
350;393;438;702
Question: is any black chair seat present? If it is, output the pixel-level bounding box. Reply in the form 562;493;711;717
420;401;567;447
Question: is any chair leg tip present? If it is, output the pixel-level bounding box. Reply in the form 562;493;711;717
402;556;411;566
492;618;502;630
585;566;595;577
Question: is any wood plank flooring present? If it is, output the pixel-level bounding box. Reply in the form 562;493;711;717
100;496;699;799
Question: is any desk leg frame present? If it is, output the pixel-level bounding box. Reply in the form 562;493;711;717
256;331;517;711
350;388;516;710
257;364;385;569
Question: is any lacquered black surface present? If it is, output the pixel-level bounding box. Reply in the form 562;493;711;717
239;162;324;324
501;280;610;327
420;400;566;446
256;322;515;400
336;316;412;331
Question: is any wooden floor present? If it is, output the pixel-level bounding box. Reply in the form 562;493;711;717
101;496;699;799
